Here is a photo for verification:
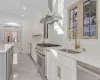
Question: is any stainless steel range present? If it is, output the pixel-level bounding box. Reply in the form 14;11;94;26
36;43;60;80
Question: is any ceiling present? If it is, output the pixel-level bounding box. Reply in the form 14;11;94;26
0;0;48;21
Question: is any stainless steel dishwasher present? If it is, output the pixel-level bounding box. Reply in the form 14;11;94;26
77;61;100;80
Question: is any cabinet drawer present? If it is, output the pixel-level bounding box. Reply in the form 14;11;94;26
57;53;76;72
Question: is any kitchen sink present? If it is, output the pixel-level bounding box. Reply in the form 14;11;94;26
59;49;81;54
37;43;61;47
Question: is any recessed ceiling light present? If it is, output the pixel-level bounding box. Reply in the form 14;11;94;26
22;15;24;17
23;6;26;10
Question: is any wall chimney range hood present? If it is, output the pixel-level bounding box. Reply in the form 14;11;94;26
39;12;62;24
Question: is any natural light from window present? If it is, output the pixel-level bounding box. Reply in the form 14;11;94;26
54;22;64;34
13;74;18;79
50;49;58;58
54;0;64;34
13;53;18;64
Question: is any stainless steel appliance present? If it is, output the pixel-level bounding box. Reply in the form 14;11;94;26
77;61;100;80
39;12;62;24
37;47;46;80
36;43;60;80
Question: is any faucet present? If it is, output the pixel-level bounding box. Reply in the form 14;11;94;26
69;28;80;50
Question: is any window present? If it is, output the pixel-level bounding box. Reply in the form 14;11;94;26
69;0;97;39
12;31;18;42
69;7;77;38
4;31;18;42
83;0;96;37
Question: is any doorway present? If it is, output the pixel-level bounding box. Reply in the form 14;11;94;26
4;26;22;53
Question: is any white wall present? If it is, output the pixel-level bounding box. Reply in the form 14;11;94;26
0;20;33;54
47;0;100;52
0;0;48;54
31;0;48;50
0;24;4;42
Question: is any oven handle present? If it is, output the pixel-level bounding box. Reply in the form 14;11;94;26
37;51;45;59
77;65;100;78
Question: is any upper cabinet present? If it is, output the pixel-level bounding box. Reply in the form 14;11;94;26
69;0;97;39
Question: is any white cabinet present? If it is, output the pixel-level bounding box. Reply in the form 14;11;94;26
45;50;51;80
61;65;76;80
56;63;76;80
7;47;13;80
46;50;58;80
51;58;58;80
32;48;37;63
48;49;77;80
0;46;13;80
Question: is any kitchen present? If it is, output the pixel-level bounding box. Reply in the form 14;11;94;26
0;0;100;80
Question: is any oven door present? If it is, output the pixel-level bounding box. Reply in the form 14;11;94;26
37;51;45;78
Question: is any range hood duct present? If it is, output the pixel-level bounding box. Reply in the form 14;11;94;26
40;12;62;24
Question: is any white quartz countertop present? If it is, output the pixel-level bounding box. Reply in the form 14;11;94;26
46;47;100;69
0;43;14;53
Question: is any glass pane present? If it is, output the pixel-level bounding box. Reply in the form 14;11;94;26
84;0;90;26
73;28;77;37
73;8;77;18
90;0;96;36
90;24;96;36
84;25;90;36
70;19;73;28
73;21;77;28
90;0;96;18
84;17;89;25
84;1;90;14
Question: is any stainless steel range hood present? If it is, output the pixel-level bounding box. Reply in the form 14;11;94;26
40;12;62;24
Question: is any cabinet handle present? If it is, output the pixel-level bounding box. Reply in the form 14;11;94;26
57;66;61;79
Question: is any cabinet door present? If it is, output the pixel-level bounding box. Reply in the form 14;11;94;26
45;51;51;80
57;64;62;80
62;66;76;80
51;59;57;80
7;50;12;80
32;48;37;63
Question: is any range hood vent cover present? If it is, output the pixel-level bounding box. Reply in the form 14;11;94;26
40;12;62;24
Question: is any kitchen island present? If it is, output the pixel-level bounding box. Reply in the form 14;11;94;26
0;43;14;80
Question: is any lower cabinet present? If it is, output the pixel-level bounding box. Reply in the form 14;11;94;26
51;59;58;80
61;65;76;80
0;45;13;80
7;47;13;80
56;63;76;80
32;48;37;63
49;50;76;80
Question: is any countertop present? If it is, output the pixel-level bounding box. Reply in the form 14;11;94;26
46;47;100;69
0;43;14;53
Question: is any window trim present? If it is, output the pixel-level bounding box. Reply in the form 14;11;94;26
68;0;98;39
69;7;78;39
83;0;97;39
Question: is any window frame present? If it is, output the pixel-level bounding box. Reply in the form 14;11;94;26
83;0;97;39
68;0;98;39
69;7;78;39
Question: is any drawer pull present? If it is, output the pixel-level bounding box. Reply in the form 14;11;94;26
57;66;61;79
